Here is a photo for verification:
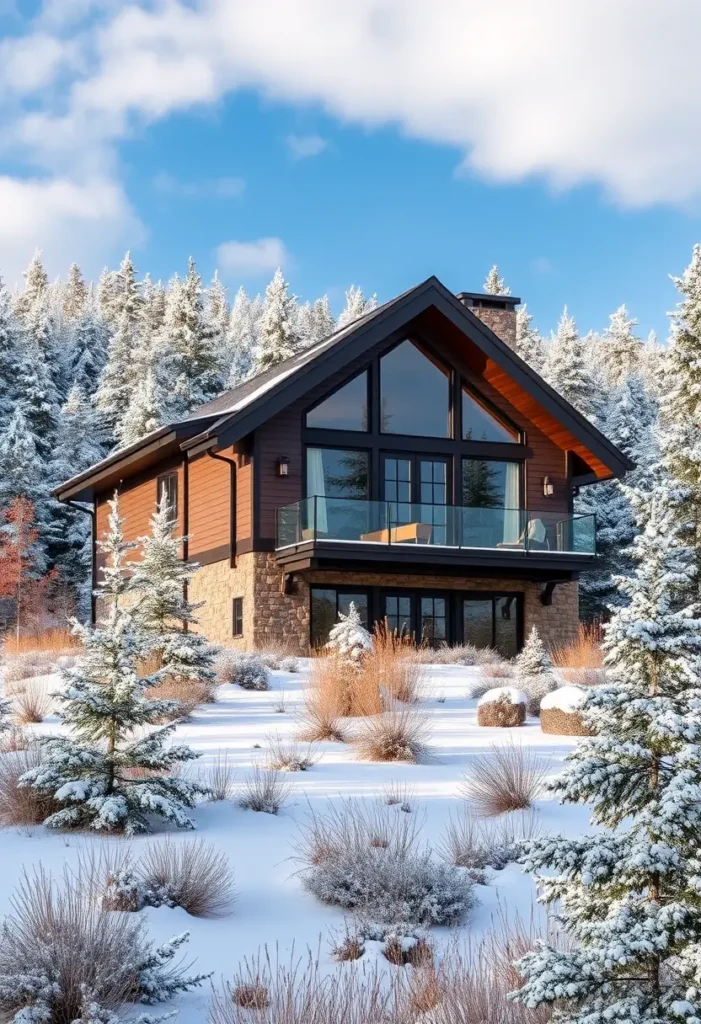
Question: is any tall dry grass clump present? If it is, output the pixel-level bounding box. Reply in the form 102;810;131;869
0;745;61;826
353;705;432;763
12;679;51;723
140;838;237;917
550;622;603;670
239;766;292;814
2;627;81;656
359;625;425;707
460;741;549;816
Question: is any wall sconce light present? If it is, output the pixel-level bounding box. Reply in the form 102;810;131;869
543;476;554;497
277;456;290;477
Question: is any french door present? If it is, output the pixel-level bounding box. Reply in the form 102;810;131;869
383;591;448;647
462;593;522;658
381;454;450;545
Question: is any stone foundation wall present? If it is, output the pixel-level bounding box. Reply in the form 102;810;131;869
188;553;578;655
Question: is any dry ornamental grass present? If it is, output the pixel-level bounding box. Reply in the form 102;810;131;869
201;749;237;802
550;622;604;670
460;741;549;816
238;765;292;814
353;706;432;763
0;745;61;827
140;837;237;917
13;680;51;724
265;734;319;772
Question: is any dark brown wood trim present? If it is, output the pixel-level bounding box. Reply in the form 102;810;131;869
191;544;231;567
235;537;276;555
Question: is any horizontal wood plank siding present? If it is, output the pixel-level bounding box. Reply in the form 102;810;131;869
235;450;252;542
188;452;230;560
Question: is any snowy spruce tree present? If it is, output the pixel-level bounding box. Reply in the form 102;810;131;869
336;285;377;329
226;286;259;386
545;307;597;418
258;268;300;371
602;304;642;382
62;262;87;320
483;264;510;295
513;304;544;369
131;499;217;689
515;483;701;1023
514;625;556;715
20;496;206;834
95;252;143;436
0;277;20;420
325;602;373;663
67;291;109;395
13;250;48;321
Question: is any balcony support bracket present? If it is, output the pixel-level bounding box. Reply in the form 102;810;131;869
281;572;296;596
540;581;558;606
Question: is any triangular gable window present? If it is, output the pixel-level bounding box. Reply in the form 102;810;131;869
380;340;450;437
462;386;519;442
306;371;368;431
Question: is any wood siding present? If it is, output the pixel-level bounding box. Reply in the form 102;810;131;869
188;452;230;564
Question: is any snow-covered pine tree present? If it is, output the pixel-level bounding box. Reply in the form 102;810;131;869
204;270;230;356
20;495;206;834
160;258;224;418
0;405;48;523
116;368;165;448
325;602;373;664
639;329;666;399
545;307;596;417
13;250;48;321
601;304;642;383
515;482;701;1023
513;304;544;369
258;268;300;371
659;244;701;594
514;625;556;715
0;277;21;419
311;295;335;343
140;273;167;336
337;286;377;329
67;291;110;396
95;252;143;436
483;264;510;295
131;499;217;689
226;286;258;386
63;262;87;320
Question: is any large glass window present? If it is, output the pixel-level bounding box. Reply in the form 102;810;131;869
462;459;520;509
385;595;413;638
306;372;368;431
463;387;518;442
380;340;450;437
463;594;522;657
311;588;369;648
306;447;369;540
420;596;447;646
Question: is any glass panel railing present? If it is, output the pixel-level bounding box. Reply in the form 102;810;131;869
276;499;596;555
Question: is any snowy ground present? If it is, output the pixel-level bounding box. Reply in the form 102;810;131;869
0;663;595;1022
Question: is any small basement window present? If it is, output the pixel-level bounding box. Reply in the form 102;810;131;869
157;472;178;524
232;597;244;638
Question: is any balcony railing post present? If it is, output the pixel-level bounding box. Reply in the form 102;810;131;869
313;495;318;541
387;502;392;546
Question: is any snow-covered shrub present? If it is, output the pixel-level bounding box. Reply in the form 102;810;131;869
279;656;299;673
0;864;209;1023
476;686;527;727
418;642;481;666
383;780;415;811
265;734;319;772
439;806;542;876
353;706;431;763
0;724;30;754
0;744;61;826
0;694;11;732
297;799;474;926
200;749;237;802
138;838;236;917
217;651;269;690
326;602;373;664
460;740;548;816
238;765;291;814
382;932;433;968
145;674;217;721
513;626;557;716
539;685;593;736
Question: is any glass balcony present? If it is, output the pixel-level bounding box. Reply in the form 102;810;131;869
276;497;596;555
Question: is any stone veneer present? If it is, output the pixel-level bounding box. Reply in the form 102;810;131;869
189;552;579;654
469;306;517;347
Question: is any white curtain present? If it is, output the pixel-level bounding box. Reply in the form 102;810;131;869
306;448;328;533
502;462;521;544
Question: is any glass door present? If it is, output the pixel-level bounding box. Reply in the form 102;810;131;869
382;454;450;546
462;593;522;657
384;593;414;639
383;591;448;647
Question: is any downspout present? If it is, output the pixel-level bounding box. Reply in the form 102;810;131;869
182;456;189;630
65;499;97;625
206;450;237;568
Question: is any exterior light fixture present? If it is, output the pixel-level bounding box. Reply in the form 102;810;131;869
277;456;290;477
543;476;554;497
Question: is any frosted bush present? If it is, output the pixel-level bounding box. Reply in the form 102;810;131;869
279;656;299;673
217;651;269;690
326;602;373;664
302;844;475;925
514;626;557;715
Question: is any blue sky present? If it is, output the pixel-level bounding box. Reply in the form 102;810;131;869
2;1;701;340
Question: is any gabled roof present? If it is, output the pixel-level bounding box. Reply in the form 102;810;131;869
55;275;633;502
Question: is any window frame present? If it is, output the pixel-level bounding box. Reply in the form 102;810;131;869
304;369;371;433
232;597;244;638
461;456;525;510
304;444;371;501
156;471;178;525
461;382;521;444
379;338;453;439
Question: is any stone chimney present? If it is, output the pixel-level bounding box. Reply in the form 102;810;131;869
456;291;520;348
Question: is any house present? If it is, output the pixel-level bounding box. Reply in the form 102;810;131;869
54;277;632;657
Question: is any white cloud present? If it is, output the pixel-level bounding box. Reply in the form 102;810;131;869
0;175;143;286
532;257;553;275
286;133;327;160
152;172;245;198
216;237;287;276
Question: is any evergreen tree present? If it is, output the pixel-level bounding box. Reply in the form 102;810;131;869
226;286;258;386
20;495;206;835
160;259;224;418
140;273;167;336
116;368;165;448
95;252;143;434
337;285;377;329
514;625;556;714
13;250;48;321
515;484;701;1023
131;500;217;687
325;602;373;663
63;262;87;320
258;268;299;371
659;244;701;591
545;307;596;416
297;295;335;348
0;278;21;419
0;405;49;543
513;304;544;369
602;304;642;382
67;292;109;395
483;264;510;295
